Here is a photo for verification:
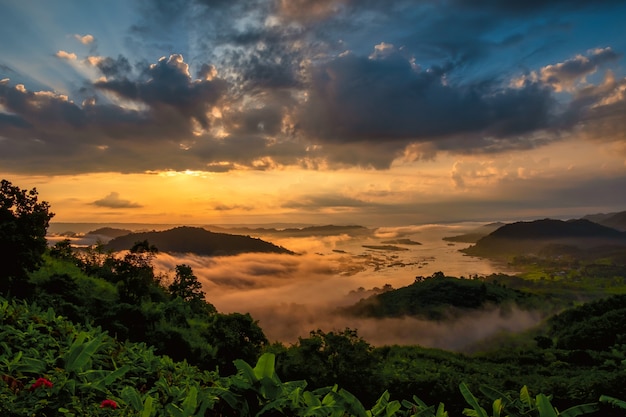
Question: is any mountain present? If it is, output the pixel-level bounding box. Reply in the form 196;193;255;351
105;226;294;255
462;218;626;259
443;222;506;243
207;224;372;237
85;227;132;239
588;211;626;232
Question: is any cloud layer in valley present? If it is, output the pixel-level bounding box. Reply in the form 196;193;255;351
151;227;535;349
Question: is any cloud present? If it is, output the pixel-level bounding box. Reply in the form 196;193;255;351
298;51;556;167
561;70;626;142
55;50;77;60
151;247;542;349
95;54;228;129
282;193;377;211
1;1;626;177
74;34;95;45
92;192;143;208
517;47;620;92
87;55;132;78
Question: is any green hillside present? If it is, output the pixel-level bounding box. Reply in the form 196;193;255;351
341;272;544;320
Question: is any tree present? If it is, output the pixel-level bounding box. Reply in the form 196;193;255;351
168;264;215;315
276;328;378;402
169;264;204;301
0;179;54;297
50;239;75;261
204;312;268;374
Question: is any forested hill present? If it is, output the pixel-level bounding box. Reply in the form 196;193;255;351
340;273;542;320
105;226;293;255
463;219;626;259
488;219;623;239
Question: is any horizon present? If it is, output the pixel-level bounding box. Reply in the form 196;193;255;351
2;1;626;225
46;206;626;234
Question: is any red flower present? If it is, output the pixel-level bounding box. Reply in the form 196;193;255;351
100;399;118;409
29;377;53;390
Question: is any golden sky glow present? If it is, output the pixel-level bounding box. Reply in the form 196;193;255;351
5;136;623;226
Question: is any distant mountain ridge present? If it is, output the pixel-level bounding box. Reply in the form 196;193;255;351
463;218;626;259
584;210;626;231
488;219;623;239
208;224;371;237
105;226;293;256
86;227;132;239
443;222;506;243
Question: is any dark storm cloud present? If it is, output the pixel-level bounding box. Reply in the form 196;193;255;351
0;68;232;174
297;52;556;167
0;112;30;128
1;0;625;175
93;55;133;78
95;54;228;128
0;81;86;129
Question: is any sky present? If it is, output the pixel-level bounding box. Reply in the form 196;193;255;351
1;0;626;226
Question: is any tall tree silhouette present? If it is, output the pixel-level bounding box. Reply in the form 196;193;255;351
0;179;54;297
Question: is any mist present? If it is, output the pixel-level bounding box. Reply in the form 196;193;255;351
151;224;536;350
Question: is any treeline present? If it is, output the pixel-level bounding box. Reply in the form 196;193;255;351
340;271;548;320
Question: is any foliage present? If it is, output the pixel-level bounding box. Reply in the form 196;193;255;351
0;179;54;297
203;312;269;375
2;296;623;416
168;264;215;315
275;328;380;403
548;294;626;350
342;272;542;320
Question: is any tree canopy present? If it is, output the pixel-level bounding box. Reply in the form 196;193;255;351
0;179;54;296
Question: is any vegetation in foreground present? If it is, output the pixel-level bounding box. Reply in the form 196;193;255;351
2;178;626;416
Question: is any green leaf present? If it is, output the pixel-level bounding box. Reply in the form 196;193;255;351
338;388;367;417
480;385;513;406
520;386;533;409
253;352;276;380
370;391;391;416
492;398;503;417
64;332;106;373
181;385;198;414
435;403;448;417
102;364;131;385
303;391;322;407
385;400;401;417
559;402;599;417
412;395;431;409
121;386;143;411
233;359;257;385
600;395;626;410
141;396;156;417
535;394;558;417
459;382;488;417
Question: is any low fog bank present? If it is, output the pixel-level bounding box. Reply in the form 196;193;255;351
247;304;543;351
48;223;528;350
152;234;540;350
